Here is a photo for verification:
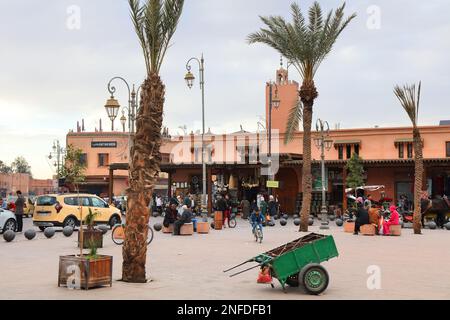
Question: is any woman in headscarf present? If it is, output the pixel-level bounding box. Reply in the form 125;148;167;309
382;205;400;235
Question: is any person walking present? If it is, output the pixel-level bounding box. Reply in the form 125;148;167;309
268;195;278;222
156;195;163;214
240;197;251;219
14;191;25;232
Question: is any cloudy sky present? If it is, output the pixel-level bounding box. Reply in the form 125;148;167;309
0;0;449;179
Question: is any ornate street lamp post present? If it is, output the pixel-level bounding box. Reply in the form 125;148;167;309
48;140;65;192
314;119;333;230
184;54;207;216
267;82;281;195
106;77;141;134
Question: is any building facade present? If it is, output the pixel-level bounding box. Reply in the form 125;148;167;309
66;66;450;214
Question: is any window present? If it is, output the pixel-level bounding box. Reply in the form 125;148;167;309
79;154;87;166
354;145;360;156
64;197;78;206
91;197;107;208
98;153;109;167
346;145;352;159
338;146;344;160
447;142;450;157
407;143;413;159
37;196;56;206
398;143;404;159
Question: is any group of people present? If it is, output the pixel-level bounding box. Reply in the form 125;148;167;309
162;194;198;235
351;197;400;236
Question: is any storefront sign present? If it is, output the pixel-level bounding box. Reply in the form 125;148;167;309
91;141;117;148
266;181;279;188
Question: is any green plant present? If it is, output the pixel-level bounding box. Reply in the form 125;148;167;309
248;1;356;232
87;239;98;261
394;82;423;235
85;208;99;230
345;153;364;191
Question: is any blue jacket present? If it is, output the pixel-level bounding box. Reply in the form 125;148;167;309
250;212;264;224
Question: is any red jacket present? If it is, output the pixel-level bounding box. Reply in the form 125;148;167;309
389;205;399;225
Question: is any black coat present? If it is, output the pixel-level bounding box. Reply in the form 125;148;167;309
355;207;369;225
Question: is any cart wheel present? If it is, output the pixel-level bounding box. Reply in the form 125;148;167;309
286;274;300;287
299;263;329;295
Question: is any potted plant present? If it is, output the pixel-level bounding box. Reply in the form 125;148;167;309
78;208;103;249
59;238;113;290
58;145;112;290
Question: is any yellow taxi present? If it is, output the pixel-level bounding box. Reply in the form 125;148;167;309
33;194;122;231
23;197;35;218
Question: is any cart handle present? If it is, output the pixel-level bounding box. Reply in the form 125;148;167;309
223;259;254;273
228;263;263;278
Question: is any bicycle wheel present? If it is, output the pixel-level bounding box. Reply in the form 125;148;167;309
112;225;125;245
228;218;237;228
257;227;263;243
147;225;154;245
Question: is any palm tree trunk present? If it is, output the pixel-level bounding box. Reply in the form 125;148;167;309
412;127;423;235
122;73;164;282
299;81;318;232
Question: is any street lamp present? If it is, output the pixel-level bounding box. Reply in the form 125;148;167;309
267;82;281;195
314;119;333;230
106;77;142;134
48;140;65;192
104;95;120;131
184;54;207;216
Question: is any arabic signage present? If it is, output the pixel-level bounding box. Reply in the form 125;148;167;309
91;141;117;148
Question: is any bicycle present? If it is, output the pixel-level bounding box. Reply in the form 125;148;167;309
251;221;263;243
111;222;154;245
228;214;237;228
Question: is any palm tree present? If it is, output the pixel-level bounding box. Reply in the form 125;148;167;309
124;0;184;283
394;82;423;235
248;2;356;231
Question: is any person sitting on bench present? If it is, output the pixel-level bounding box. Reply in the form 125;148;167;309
173;205;192;235
163;203;178;228
382;205;400;235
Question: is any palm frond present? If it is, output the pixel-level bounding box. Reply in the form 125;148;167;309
129;0;185;76
394;82;422;127
284;99;303;144
248;2;356;83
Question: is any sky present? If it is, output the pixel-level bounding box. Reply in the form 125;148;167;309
0;0;449;179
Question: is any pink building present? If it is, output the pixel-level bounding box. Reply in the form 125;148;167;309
66;66;450;214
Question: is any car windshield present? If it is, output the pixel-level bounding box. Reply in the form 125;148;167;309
36;196;57;206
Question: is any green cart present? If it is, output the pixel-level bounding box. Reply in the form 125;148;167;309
224;233;339;295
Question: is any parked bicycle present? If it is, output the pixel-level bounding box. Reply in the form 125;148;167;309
111;222;154;245
228;214;237;228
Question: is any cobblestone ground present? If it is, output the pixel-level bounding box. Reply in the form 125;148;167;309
1;217;449;300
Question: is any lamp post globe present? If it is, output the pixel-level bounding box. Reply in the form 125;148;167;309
184;71;195;89
105;96;120;131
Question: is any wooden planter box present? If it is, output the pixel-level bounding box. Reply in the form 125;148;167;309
360;224;376;236
196;221;210;234
58;255;113;290
163;224;174;234
214;211;223;230
344;221;355;233
78;229;103;249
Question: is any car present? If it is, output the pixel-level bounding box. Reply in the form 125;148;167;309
0;208;17;234
33;194;122;231
23;197;35;218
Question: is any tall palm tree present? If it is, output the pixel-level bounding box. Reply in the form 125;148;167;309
394;82;423;235
248;2;356;231
124;0;184;283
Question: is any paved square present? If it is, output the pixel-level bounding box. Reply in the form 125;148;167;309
1;217;449;300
